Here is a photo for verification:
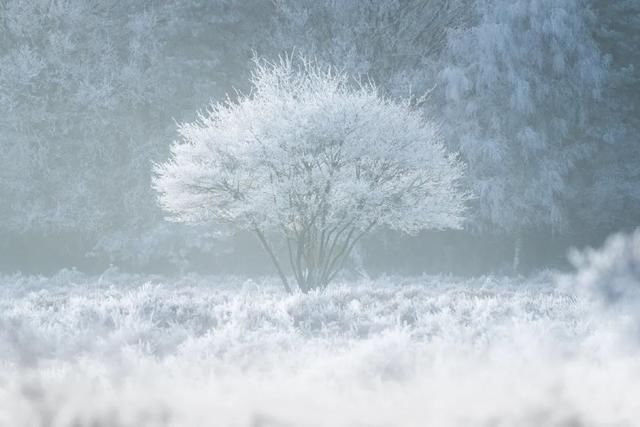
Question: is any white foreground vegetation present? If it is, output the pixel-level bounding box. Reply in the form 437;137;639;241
154;57;468;292
2;254;640;426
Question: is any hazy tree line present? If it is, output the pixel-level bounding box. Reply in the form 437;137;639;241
0;0;638;274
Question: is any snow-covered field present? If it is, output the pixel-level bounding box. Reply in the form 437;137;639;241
1;268;639;427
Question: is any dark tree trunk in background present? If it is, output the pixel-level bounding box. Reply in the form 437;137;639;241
512;233;522;273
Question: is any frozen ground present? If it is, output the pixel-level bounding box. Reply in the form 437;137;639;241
1;267;639;427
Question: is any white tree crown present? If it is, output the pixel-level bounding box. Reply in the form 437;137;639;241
154;56;468;237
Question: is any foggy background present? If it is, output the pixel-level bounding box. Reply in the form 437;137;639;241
1;0;638;275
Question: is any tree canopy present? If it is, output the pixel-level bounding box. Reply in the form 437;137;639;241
154;58;468;290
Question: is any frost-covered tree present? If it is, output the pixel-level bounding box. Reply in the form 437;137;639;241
574;0;640;233
0;0;164;234
438;0;609;269
265;0;470;98
154;58;468;291
0;0;269;266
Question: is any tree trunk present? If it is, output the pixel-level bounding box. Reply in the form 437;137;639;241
254;228;292;294
512;233;522;274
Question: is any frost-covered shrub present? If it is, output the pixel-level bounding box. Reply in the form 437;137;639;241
5;272;637;426
568;229;640;306
154;56;469;292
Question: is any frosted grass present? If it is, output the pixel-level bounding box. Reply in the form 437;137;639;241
1;269;639;426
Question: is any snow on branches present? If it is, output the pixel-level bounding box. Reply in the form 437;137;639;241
154;57;468;291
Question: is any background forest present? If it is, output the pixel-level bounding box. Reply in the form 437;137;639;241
3;2;640;426
1;0;638;275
